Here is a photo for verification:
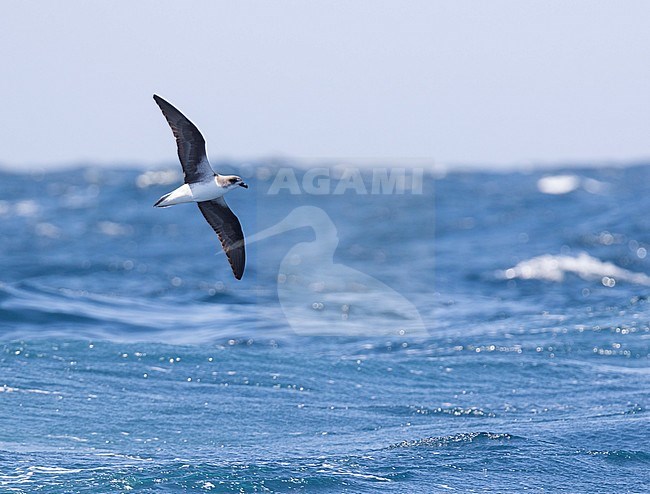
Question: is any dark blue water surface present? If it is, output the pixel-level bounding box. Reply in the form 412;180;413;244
0;163;649;492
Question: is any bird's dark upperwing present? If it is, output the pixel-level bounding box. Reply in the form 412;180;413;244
153;94;214;184
197;198;245;280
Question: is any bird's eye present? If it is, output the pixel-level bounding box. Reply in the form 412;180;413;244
230;178;237;184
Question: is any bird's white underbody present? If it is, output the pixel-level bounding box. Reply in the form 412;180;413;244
156;179;229;207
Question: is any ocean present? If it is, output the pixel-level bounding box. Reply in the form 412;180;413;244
0;163;648;493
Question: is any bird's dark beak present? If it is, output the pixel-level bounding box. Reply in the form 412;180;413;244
239;182;248;188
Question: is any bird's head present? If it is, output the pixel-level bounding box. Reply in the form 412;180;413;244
225;175;248;189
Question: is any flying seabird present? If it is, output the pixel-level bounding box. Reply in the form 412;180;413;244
152;94;248;280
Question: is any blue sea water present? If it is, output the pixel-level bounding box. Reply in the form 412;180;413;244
0;163;649;493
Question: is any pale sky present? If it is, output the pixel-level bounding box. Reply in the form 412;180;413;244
1;1;649;170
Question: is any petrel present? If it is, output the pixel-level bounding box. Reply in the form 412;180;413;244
152;94;248;280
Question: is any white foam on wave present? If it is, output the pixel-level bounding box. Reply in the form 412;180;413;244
537;175;606;195
0;385;62;395
135;169;181;188
500;252;650;285
27;466;82;474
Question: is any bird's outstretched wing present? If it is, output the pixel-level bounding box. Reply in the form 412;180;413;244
153;94;215;184
197;198;246;280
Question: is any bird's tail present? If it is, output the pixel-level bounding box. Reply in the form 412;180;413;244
153;193;171;208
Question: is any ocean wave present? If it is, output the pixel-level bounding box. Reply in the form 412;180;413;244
498;252;650;285
0;282;278;343
583;449;650;463
389;432;515;449
537;174;607;195
363;405;495;418
2;165;650;492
